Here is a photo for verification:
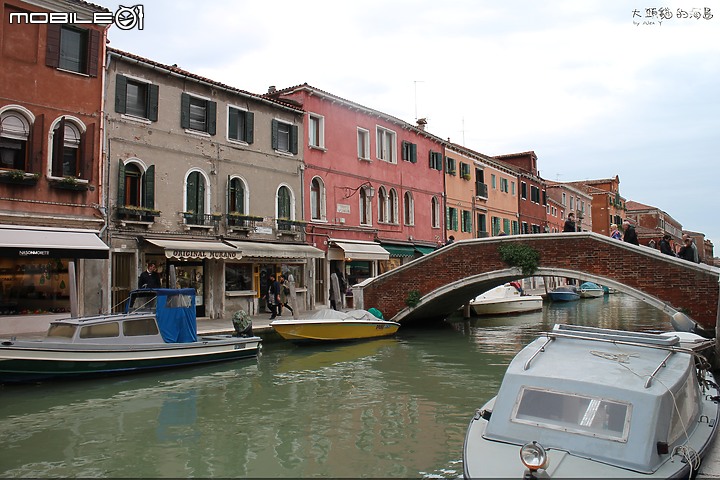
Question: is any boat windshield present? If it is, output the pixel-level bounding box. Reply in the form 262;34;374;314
512;387;631;442
47;323;77;339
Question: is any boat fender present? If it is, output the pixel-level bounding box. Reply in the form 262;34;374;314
473;408;492;421
1;341;12;346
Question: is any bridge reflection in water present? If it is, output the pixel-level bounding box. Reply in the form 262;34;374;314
0;294;672;478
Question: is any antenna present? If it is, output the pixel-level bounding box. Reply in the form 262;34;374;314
413;80;424;121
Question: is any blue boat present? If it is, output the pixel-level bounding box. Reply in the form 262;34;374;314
547;286;580;302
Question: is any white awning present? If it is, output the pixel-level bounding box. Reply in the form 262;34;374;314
331;241;390;261
0;224;108;259
227;241;324;259
144;239;240;260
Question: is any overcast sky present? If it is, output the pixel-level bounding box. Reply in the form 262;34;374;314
100;0;720;246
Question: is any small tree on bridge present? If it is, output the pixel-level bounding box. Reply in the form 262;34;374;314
498;244;540;276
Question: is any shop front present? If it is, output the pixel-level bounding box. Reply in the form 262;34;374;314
224;241;324;315
0;225;108;334
328;239;390;309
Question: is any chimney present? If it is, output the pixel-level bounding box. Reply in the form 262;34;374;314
416;117;427;131
267;85;277;94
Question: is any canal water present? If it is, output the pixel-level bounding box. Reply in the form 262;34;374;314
0;294;673;478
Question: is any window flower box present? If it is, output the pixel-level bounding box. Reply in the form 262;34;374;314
49;176;90;191
117;205;161;220
0;170;39;186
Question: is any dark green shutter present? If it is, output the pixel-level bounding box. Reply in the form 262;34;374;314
290;125;298;154
52;117;65;177
401;141;408;160
429;150;435;169
115;74;127;114
147;84;159;122
228;108;238;140
117;159;126;206
410;143;417;163
207;100;217;135
180;93;190;129
271;119;278;150
186;172;197;212
245;111;254;144
144;165;155;209
197;174;205;214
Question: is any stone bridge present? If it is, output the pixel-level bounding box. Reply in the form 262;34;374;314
354;232;720;329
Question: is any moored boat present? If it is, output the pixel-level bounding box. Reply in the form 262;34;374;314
579;281;604;298
463;324;719;478
0;288;261;383
271;309;399;343
547;285;580;302
469;283;543;316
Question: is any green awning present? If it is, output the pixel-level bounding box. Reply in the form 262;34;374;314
382;244;416;257
414;246;436;255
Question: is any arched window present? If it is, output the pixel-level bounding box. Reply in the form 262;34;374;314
359;186;372;225
277;185;292;220
117;160;156;217
123;163;142;206
229;177;246;214
388;188;398;224
310;177;326;221
51;117;84;178
0;109;31;171
431;196;440;228
185;171;206;224
404;191;414;225
377;186;388;223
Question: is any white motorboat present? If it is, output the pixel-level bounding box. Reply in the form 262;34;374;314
579;281;604;298
469;283;543;316
463;324;719;478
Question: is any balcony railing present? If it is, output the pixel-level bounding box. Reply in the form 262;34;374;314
183;212;216;226
117;205;161;221
276;219;305;234
227;213;263;229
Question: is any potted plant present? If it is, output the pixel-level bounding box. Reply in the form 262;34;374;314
0;169;39;186
50;175;90;191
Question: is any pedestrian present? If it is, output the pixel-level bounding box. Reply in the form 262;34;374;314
622;220;639;245
445;235;455;246
267;275;280;319
138;262;161;288
563;213;576;232
678;234;699;263
659;234;675;256
609;223;621;240
277;274;293;316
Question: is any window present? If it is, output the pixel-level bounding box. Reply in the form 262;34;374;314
512;221;520;235
562;192;567;205
569;196;575;211
115;75;158;121
401;141;417;163
277;185;293;220
123;318;159;337
272;119;298;154
446;207;458;231
80;322;119;339
228;107;254;143
500;178;509;193
378;187;388;223
51;117;89;179
225;263;253;291
491;174;497;189
180;93;217;135
185;171;206;222
511;181;516;195
310;177;326;221
475;168;488;198
477;213;487;237
521;181;527;200
491;217;502;236
388;188;398;224
357;128;370;160
445;156;456;175
460;162;471;179
530;186;540;204
404;192;414;225
376;126;396;163
359;186;372;225
308;113;324;148
461;210;472;233
46;25;100;77
0;109;32;172
429;150;443;170
118;160;155;210
228;177;247;215
431;196;440;228
503;218;511;235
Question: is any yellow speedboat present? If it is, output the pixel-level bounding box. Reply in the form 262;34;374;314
270;309;400;343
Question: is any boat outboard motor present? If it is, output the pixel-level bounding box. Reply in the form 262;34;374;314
671;311;714;339
232;310;253;337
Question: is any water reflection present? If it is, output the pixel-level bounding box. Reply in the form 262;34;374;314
0;294;674;478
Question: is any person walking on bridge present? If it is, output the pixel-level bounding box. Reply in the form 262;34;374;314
622;220;639;245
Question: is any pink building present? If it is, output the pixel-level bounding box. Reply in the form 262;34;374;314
272;85;445;307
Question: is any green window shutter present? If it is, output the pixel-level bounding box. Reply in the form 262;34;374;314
147;84;159;122
452;209;458;231
197;174;205;213
410;143;417;163
401;141;408;160
207;100;217;135
186;172;197;212
180;93;190;129
117;159;126;206
115;74;127;114
271;119;278;150
144;165;155;209
245;111;254;144
228;108;238;140
290;125;298;154
445;206;450;230
429;150;435;169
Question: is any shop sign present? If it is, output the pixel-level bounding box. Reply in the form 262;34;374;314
168;250;238;259
19;249;51;256
337;204;351;214
255;226;273;235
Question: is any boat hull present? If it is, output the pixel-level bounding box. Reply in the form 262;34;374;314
470;297;543;315
547;292;580;302
271;320;399;342
0;335;261;383
579;289;604;298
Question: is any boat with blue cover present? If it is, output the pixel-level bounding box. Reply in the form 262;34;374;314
0;288;261;383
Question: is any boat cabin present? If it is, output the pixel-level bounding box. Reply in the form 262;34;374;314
45;288;198;345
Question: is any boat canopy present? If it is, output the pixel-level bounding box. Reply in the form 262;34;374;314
126;288;197;343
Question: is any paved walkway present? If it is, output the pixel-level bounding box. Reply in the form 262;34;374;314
197;310;314;336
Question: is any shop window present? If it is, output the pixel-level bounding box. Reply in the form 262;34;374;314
225;263;253;291
0;258;72;315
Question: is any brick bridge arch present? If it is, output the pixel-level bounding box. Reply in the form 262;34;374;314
355;232;720;329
